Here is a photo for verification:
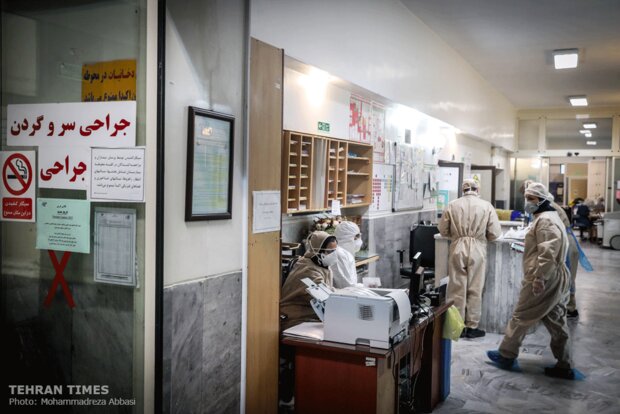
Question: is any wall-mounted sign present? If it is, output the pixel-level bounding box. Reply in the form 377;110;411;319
318;121;330;132
82;59;137;102
39;146;90;191
36;198;91;254
185;107;234;221
7;101;136;147
1;151;36;222
252;191;280;234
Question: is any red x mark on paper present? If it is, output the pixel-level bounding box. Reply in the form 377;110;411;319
44;250;75;308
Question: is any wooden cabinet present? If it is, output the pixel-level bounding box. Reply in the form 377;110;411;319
282;131;373;214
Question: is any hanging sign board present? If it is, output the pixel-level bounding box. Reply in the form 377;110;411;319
7;101;136;147
1;151;36;222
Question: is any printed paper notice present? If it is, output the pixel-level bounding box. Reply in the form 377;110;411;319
36;198;91;253
331;199;341;215
91;147;145;202
252;191;280;233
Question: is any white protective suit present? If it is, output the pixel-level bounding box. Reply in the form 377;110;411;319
330;221;362;288
551;201;579;312
438;182;502;329
499;207;571;367
523;179;579;313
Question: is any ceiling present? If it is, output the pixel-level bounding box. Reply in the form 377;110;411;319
402;0;620;110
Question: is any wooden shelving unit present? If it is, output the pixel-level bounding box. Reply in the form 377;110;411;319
325;139;348;210
282;131;373;213
345;142;373;206
282;131;314;212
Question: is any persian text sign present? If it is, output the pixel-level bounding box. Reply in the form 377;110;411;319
82;59;137;102
7;101;136;147
39;146;91;191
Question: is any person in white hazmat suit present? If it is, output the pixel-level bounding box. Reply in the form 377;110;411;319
488;183;577;379
330;221;363;288
522;179;580;318
438;179;501;338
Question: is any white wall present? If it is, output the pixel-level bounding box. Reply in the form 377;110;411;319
164;5;246;285
252;0;516;150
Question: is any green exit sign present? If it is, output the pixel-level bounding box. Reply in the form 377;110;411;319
318;121;330;132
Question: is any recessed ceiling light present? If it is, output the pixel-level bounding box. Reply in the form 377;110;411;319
553;49;579;69
569;96;588;106
584;131;592;138
586;141;597;145
579;129;589;134
583;122;597;129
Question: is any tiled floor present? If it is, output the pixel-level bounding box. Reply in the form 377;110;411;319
433;242;620;414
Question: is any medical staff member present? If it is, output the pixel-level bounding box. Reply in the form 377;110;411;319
522;179;580;318
331;221;363;288
438;179;501;338
488;183;577;379
280;231;337;331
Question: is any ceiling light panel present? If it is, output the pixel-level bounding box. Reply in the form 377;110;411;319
553;49;579;69
583;123;597;129
569;96;588;107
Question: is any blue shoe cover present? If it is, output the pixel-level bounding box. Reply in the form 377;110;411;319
487;350;520;371
544;366;585;381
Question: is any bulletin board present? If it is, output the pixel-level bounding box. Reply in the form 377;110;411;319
392;143;425;211
370;163;394;212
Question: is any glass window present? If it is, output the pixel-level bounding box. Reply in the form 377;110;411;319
2;1;147;409
517;119;540;150
546;118;612;150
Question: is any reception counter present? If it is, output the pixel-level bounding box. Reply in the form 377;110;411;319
434;232;524;334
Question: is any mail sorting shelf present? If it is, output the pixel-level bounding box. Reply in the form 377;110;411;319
281;301;452;414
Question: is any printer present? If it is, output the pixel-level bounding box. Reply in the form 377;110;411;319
301;278;412;349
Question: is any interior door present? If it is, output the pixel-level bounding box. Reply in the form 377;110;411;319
568;177;588;203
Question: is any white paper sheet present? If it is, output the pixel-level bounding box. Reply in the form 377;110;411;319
387;290;412;324
282;322;324;340
252;190;280;233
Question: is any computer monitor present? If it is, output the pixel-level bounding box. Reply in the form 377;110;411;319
409;224;439;268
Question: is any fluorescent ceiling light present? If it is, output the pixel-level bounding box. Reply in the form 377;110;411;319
584;131;592;138
569;96;588;106
553;49;579;69
579;129;589;134
586;141;597;145
583;122;597;129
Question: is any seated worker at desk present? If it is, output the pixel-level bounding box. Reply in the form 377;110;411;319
280;231;337;331
330;221;363;288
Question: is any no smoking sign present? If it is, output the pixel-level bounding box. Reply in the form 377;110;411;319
1;151;36;222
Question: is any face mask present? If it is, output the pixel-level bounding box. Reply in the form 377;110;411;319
353;239;363;252
340;239;363;255
524;199;543;214
320;252;338;267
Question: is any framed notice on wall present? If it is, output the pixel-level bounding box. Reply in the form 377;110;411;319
185;107;234;221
